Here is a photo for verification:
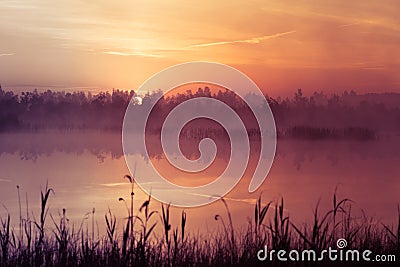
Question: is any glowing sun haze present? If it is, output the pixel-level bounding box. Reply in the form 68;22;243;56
0;0;399;95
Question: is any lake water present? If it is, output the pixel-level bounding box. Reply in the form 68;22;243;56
0;131;399;236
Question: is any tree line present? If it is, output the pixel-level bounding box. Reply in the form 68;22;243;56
0;86;399;138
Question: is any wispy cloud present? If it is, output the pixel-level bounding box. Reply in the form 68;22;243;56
0;53;14;57
102;51;163;58
338;22;362;28
186;31;296;48
99;182;127;187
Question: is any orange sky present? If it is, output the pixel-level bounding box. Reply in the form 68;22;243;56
0;0;399;96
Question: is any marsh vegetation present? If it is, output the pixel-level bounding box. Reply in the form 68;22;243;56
0;182;399;266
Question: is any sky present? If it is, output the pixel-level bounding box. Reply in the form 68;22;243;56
0;0;399;96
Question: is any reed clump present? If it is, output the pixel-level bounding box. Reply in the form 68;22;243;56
0;181;398;267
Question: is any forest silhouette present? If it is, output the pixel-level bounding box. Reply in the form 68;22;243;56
0;86;399;140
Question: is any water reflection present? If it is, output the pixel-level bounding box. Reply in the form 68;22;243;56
0;131;399;234
1;131;399;162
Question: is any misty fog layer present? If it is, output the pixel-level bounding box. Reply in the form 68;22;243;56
0;87;399;136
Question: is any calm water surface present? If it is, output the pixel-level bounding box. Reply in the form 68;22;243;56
0;132;399;235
